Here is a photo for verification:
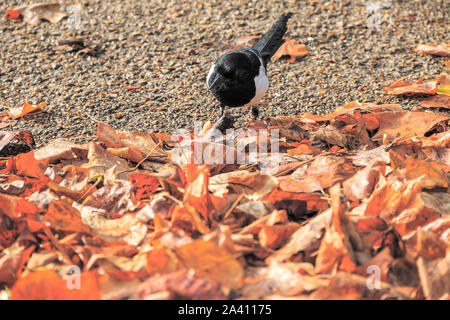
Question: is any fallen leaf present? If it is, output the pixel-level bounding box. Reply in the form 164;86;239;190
416;228;447;260
343;161;385;201
8;102;46;119
175;239;244;289
97;122;166;163
82;142;130;179
44;199;90;233
384;78;438;95
372;111;449;143
273;38;308;62
315;185;371;274
11;3;67;26
137;269;227;300
420;95;450;109
11;269;100;300
0;243;34;286
415;43;450;57
417;252;450;299
34;138;87;162
0;113;17;129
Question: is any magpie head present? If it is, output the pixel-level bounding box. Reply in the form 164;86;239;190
209;51;258;91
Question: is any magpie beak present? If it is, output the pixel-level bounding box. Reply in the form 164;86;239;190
206;13;292;120
207;72;224;92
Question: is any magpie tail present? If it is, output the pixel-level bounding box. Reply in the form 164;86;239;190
253;13;292;65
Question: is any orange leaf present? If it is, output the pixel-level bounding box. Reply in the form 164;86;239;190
415;43;450;57
175;240;244;289
420;95;450;109
0;193;41;219
44;200;90;233
184;164;211;222
258;223;300;249
287;143;321;155
372;111;449;143
146;247;180;275
384;78;437;95
129;172;160;203
273;38;308;62
361;114;380;130
8;102;46;119
11;269;100;300
315;185;369;274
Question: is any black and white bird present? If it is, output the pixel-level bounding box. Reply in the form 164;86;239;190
206;13;292;121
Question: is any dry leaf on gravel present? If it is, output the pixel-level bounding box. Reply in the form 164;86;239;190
272;38;308;62
415;44;450;57
384;78;438;95
420;95;450;109
8;102;46;120
7;3;67;26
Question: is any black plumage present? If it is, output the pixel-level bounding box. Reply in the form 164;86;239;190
253;12;293;67
207;13;292;117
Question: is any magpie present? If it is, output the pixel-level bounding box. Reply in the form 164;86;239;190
207;13;292;122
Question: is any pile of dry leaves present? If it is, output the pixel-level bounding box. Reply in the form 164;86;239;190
1;82;449;299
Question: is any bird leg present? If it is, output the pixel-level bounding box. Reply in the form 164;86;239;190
219;104;226;117
214;104;234;134
251;106;259;120
204;104;234;141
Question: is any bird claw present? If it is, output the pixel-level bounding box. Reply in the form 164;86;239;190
251;106;259;120
215;113;234;134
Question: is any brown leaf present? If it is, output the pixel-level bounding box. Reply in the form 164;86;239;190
310;272;407;300
0;243;34;286
273;38;308;62
8;102;46;119
97;122;166;163
415;43;450;57
44;199;90;233
228;172;277;200
13;3;67;26
84;179;137;215
76;206;147;246
416;228;447;260
420;95;450;109
365;174;443;237
417;252;450;299
384;78;438;95
282;155;356;193
175;239;244;289
315;185;371;274
267;208;332;264
372;111;449;143
343;161;385;201
0;113;17;129
34;139;87;162
137;269;227;300
82;142;130;179
258;223;300;249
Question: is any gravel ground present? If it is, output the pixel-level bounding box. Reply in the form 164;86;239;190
0;0;448;147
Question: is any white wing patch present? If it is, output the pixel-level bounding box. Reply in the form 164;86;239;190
246;64;268;107
206;64;216;89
